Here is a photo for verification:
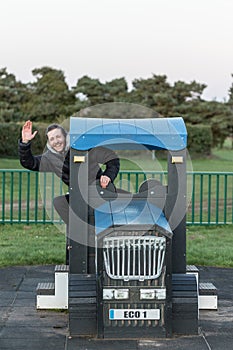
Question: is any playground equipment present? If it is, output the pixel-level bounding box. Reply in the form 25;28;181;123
37;116;218;338
68;116;195;338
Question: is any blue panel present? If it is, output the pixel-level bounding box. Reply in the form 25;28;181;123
94;199;172;236
94;202;113;235
124;201;152;225
70;117;187;151
135;119;155;134
70;117;86;134
70;118;86;147
147;202;172;235
109;201;127;225
119;120;137;135
86;118;103;134
151;119;170;134
168;117;187;134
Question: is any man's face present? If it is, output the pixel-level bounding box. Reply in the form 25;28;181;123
47;128;66;153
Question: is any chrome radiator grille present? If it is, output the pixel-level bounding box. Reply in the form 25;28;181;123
103;236;166;281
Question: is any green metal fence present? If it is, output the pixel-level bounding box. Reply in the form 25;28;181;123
0;169;232;225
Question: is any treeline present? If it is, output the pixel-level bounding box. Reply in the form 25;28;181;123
0;66;232;151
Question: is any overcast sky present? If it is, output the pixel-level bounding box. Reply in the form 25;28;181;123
1;0;233;101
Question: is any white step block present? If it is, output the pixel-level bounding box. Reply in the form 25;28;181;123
198;282;218;310
36;265;69;309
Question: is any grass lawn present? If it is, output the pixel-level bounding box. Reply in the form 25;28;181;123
0;224;66;268
0;158;23;169
0;223;233;268
187;225;233;268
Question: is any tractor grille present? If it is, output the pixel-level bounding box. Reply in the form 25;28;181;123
103;236;166;281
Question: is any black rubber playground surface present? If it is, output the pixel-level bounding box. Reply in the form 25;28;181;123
0;264;233;350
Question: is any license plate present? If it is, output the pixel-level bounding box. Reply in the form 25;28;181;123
109;309;160;320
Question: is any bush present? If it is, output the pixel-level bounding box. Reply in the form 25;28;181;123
0;122;48;158
186;124;212;156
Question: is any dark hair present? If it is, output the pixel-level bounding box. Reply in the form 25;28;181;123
46;124;67;138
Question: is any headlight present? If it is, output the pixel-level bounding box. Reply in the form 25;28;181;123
140;288;166;300
103;288;129;300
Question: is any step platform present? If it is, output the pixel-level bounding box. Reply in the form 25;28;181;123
186;265;218;310
36;265;69;309
198;282;218;310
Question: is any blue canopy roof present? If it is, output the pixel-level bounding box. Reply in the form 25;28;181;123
70;117;187;151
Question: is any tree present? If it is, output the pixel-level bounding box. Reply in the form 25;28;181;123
126;75;207;117
127;74;173;114
21;66;76;122
171;80;206;105
170;81;231;148
0;67;28;122
179;99;232;147
73;76;106;106
73;76;128;106
104;78;128;102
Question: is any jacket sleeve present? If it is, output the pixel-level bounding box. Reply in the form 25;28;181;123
102;158;120;182
97;147;120;182
18;139;43;171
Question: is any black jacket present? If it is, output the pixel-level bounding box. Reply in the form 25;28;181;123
18;140;120;187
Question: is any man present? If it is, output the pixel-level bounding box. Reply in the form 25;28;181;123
18;120;120;224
